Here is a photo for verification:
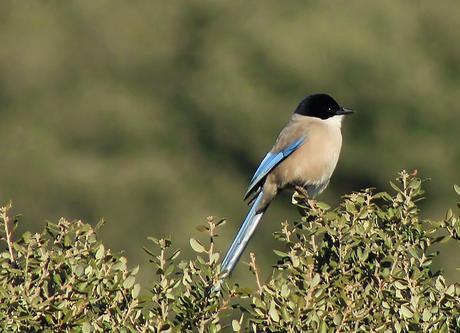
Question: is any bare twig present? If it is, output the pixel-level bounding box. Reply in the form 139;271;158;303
207;216;215;264
249;252;263;294
1;202;16;263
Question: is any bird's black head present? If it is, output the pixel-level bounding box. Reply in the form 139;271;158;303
294;93;353;119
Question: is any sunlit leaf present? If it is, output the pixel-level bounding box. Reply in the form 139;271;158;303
454;184;460;196
232;319;241;331
189;238;205;253
123;276;136;289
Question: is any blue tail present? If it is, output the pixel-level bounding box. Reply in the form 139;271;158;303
220;192;265;278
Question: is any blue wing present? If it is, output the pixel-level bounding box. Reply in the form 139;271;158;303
243;137;305;200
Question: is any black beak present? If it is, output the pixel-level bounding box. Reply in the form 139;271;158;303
335;107;354;115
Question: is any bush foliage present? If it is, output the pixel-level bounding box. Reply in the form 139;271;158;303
0;211;145;332
1;171;459;332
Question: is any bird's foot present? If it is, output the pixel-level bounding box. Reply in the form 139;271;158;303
294;186;309;197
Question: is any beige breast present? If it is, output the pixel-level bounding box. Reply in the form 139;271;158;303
268;114;343;197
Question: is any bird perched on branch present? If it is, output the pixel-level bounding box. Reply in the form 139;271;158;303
220;93;353;280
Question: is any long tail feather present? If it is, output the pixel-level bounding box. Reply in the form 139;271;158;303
220;192;265;279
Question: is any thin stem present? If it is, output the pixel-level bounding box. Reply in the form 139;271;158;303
1;203;16;263
207;216;215;264
249;252;263;294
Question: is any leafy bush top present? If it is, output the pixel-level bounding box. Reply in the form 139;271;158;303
1;171;459;332
0;213;145;332
241;172;460;332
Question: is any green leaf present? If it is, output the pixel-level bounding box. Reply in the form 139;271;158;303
445;284;455;296
167;249;181;261
189;238;205;253
74;265;84;277
147;236;158;244
390;181;402;193
82;322;92;333
409;178;421;190
435;276;446;291
123;276;136;289
400;305;413;318
131;283;141;298
454;184;460;196
22;231;32;242
84;265;93;276
273;249;288;257
333;314;343;325
232;319;241;331
422;308;431;322
195;225;209;232
95;244;105;260
440;322;448;333
311;273;321;288
291;254;300;267
269;301;280;322
210;252;220;264
345;201;357;213
316;201;331;210
320;321;328;333
131;265;140;275
280;284;290;297
394;280;407;290
215;219;227;227
372;191;392;200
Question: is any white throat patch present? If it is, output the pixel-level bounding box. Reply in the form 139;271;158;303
324;115;344;128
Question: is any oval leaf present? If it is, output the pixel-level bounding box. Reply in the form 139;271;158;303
454;184;460;196
311;273;321;288
131;283;141;298
269;301;280;322
394;280;407;290
400;305;413;318
190;238;205;253
231;319;241;332
82;322;92;333
123;275;136;289
95;244;105;260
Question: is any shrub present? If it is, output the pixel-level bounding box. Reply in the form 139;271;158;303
0;209;146;332
242;172;460;332
1;171;459;332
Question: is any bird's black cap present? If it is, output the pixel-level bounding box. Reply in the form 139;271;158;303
294;93;353;119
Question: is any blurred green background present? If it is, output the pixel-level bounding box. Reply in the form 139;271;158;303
1;1;459;285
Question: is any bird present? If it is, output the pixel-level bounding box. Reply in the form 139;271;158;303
219;93;353;280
